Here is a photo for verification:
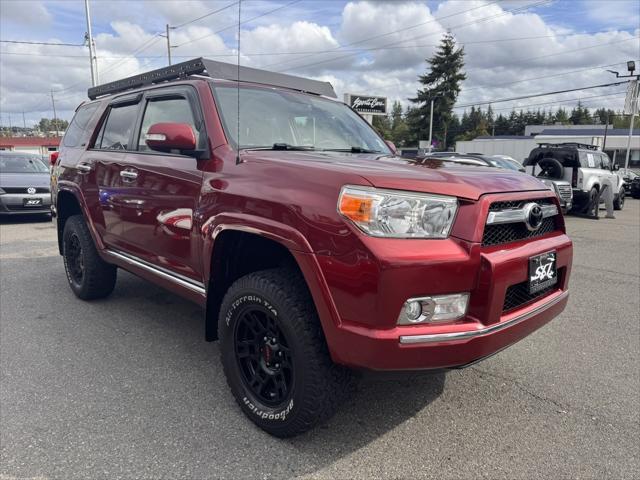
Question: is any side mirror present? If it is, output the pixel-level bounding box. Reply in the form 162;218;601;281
612;163;620;171
385;140;397;155
145;122;196;153
49;151;59;166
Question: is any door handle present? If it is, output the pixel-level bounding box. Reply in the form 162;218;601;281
76;162;92;173
120;170;138;180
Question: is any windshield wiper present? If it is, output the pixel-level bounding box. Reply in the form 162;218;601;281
322;147;382;154
245;143;316;151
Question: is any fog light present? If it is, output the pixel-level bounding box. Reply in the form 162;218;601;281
403;301;423;322
397;293;469;325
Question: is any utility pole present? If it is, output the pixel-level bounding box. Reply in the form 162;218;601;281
428;98;434;153
22;111;26;130
607;61;639;170
50;90;59;137
166;24;172;65
84;0;97;86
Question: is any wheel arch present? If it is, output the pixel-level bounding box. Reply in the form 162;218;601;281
204;226;341;354
55;186;104;255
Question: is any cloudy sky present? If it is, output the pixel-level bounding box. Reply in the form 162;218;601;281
1;0;639;127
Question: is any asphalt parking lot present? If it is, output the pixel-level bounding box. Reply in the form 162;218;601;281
1;202;638;480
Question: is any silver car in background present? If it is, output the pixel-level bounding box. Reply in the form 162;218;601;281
0;151;52;217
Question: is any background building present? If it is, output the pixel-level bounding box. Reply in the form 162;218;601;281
0;137;60;156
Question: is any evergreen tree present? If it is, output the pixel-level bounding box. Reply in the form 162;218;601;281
409;33;466;150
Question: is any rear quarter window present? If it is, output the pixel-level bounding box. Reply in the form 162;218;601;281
63;103;100;148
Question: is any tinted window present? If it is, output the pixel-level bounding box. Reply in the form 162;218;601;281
63;103;100;147
138;97;198;151
97;103;139;150
600;153;611;169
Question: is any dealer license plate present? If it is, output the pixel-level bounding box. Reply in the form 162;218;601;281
528;251;557;294
23;198;43;207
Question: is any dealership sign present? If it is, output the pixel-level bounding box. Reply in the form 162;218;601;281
344;94;388;115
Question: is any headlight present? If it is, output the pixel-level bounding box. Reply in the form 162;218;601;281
338;185;458;238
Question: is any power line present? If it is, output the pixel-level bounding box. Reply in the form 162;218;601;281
2;30;621;60
262;0;503;70
274;0;552;73
488;90;627;112
454;80;631;109
173;0;302;48
463;61;633;92
171;1;239;29
0;39;84;47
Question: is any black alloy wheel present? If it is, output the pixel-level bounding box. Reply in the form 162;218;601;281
65;233;84;287
234;305;294;406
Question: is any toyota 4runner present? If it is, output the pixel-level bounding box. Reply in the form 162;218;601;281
52;58;573;437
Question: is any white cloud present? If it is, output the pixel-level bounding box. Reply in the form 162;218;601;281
1;0;638;127
0;0;52;26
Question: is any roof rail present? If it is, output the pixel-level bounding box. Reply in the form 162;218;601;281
87;57;337;100
537;142;600;151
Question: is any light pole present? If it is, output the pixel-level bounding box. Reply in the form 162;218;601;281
84;0;97;86
428;98;434;153
608;61;639;169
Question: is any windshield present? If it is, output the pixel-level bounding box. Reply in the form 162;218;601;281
213;85;390;154
0;155;49;173
489;157;521;171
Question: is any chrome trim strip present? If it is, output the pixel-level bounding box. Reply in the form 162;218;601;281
104;249;206;295
399;290;568;345
486;204;558;225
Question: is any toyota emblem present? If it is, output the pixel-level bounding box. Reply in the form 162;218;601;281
523;202;544;231
27;187;37;195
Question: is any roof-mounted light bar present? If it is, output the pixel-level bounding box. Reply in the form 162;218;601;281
87;57;337;100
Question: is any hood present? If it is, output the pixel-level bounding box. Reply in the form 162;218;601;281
0;172;50;189
243;151;549;200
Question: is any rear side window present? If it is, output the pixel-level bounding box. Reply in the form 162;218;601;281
63;103;100;147
95;103;139;150
600;153;611;169
138;97;199;151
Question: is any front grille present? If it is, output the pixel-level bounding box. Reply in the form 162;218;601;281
503;276;560;312
1;187;50;194
482;217;557;246
488;198;553;212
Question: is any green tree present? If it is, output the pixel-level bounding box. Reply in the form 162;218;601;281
554;108;569;124
409;33;466;150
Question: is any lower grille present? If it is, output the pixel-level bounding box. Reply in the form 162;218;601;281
503;280;558;312
482;217;556;246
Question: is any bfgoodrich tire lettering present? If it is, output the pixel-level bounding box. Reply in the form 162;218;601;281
62;215;117;300
219;268;354;437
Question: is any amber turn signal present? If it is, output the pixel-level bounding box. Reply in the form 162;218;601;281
339;193;373;222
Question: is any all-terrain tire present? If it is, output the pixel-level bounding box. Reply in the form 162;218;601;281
218;268;354;437
62;214;117;300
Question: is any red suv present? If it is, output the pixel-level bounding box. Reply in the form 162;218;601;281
52;58;572;437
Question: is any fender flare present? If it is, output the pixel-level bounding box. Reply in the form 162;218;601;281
201;214;343;354
55;183;105;254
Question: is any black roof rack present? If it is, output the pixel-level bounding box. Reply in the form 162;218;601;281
87;57;337;100
537;142;600;151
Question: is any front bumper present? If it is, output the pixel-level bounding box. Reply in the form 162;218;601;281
315;194;572;371
0;193;51;215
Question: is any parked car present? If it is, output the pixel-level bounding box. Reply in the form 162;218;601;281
630;175;640;199
52;58;572;437
0;151;52;217
619;168;638;195
524;143;625;212
465;153;526;172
